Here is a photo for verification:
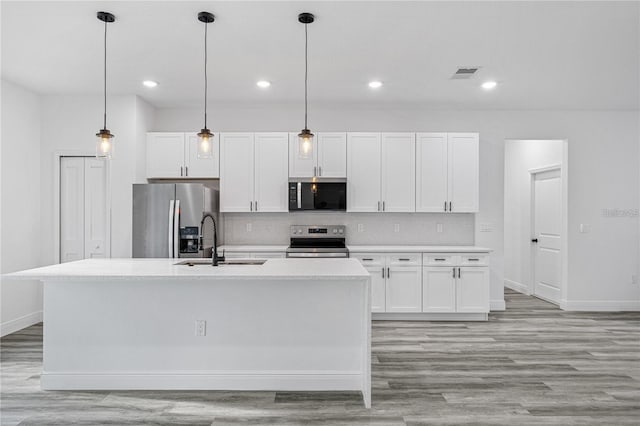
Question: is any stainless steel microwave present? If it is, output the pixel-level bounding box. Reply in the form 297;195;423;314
289;181;347;211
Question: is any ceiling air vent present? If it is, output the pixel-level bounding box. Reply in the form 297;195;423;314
451;67;480;80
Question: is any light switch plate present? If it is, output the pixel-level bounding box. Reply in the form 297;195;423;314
436;223;443;233
479;223;493;232
579;224;591;233
357;224;364;233
393;224;400;233
246;223;252;232
195;320;206;337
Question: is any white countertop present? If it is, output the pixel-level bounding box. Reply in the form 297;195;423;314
220;244;492;253
4;258;369;281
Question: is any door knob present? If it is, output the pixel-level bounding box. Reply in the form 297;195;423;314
531;238;538;243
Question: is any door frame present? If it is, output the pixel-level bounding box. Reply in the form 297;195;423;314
54;151;112;263
528;162;568;306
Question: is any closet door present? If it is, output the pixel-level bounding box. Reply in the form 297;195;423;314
83;158;108;258
60;157;85;262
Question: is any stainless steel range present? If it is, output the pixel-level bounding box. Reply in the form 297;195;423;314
286;225;349;258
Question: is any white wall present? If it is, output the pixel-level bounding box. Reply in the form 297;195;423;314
504;140;563;294
1;80;43;335
155;105;640;311
39;95;151;266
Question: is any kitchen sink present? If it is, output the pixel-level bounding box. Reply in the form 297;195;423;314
175;259;266;266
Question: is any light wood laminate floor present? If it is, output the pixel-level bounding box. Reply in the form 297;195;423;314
2;289;639;425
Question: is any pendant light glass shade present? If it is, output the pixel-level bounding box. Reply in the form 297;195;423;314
298;128;314;160
96;129;114;159
96;11;115;159
197;12;215;160
298;13;315;160
197;128;213;159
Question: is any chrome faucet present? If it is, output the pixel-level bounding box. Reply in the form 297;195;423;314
199;213;224;266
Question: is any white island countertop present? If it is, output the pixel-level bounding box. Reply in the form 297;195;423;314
4;258;369;281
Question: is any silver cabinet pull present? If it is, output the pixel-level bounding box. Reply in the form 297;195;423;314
444;201;447;211
180;166;184;177
383;201;386;211
449;201;452;212
313;166;317;177
318;166;322;176
399;258;410;261
377;201;381;211
435;258;446;261
382;267;385;279
458;267;461;278
255;201;258;211
363;258;373;261
185;166;188;176
387;267;390;278
468;258;480;261
452;267;456;278
250;201;253;211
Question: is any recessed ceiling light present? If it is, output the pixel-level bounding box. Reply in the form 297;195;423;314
368;81;383;89
482;81;497;90
142;80;158;88
256;80;271;88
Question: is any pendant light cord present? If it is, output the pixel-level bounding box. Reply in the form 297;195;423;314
103;18;107;130
304;23;308;129
204;21;208;129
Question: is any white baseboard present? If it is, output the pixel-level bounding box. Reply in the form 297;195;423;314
504;279;529;295
1;310;42;337
41;371;363;391
373;312;488;321
560;300;640;312
490;299;506;311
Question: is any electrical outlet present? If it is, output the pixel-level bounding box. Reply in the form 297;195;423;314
393;224;400;233
195;320;206;337
479;223;493;232
246;223;252;232
632;275;639;285
579;224;591;233
436;223;443;233
357;224;364;233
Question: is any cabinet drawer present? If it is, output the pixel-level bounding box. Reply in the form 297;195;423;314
460;254;489;266
352;254;385;266
387;254;421;266
423;254;455;266
253;252;285;259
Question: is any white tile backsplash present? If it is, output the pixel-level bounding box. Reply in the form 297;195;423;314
222;212;474;246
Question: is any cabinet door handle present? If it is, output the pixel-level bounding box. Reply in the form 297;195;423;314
185;166;188;176
318;166;322;176
382;267;385;279
399;258;410;261
363;258;373;261
449;201;452;212
313;166;317;177
255;201;258;211
180;166;184;177
250;201;253;211
387;267;390;278
453;267;456;278
377;201;381;211
435;258;446;261
444;201;447;212
458;267;461;278
468;258;480;261
383;201;386;211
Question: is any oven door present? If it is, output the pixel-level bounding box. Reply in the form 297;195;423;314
289;182;347;211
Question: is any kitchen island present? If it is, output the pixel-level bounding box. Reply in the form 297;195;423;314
5;258;372;408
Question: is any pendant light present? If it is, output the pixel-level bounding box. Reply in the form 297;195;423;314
297;12;315;160
96;11;115;159
197;11;215;159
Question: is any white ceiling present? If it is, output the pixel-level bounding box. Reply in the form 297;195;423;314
2;1;638;110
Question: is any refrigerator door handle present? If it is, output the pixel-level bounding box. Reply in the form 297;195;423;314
168;200;175;258
173;200;180;258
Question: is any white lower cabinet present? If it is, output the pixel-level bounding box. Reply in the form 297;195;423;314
422;257;490;314
352;253;422;313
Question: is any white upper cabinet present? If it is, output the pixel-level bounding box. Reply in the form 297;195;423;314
147;132;219;178
288;132;346;178
448;133;479;212
348;132;415;212
220;132;288;213
416;132;479;213
185;132;220;178
220;133;254;212
254;133;289;212
347;133;382;212
381;133;415;212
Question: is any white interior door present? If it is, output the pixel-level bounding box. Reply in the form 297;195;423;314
60;157;85;262
83;159;108;258
532;168;562;304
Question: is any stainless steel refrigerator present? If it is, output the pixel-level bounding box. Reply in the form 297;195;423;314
132;183;219;258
